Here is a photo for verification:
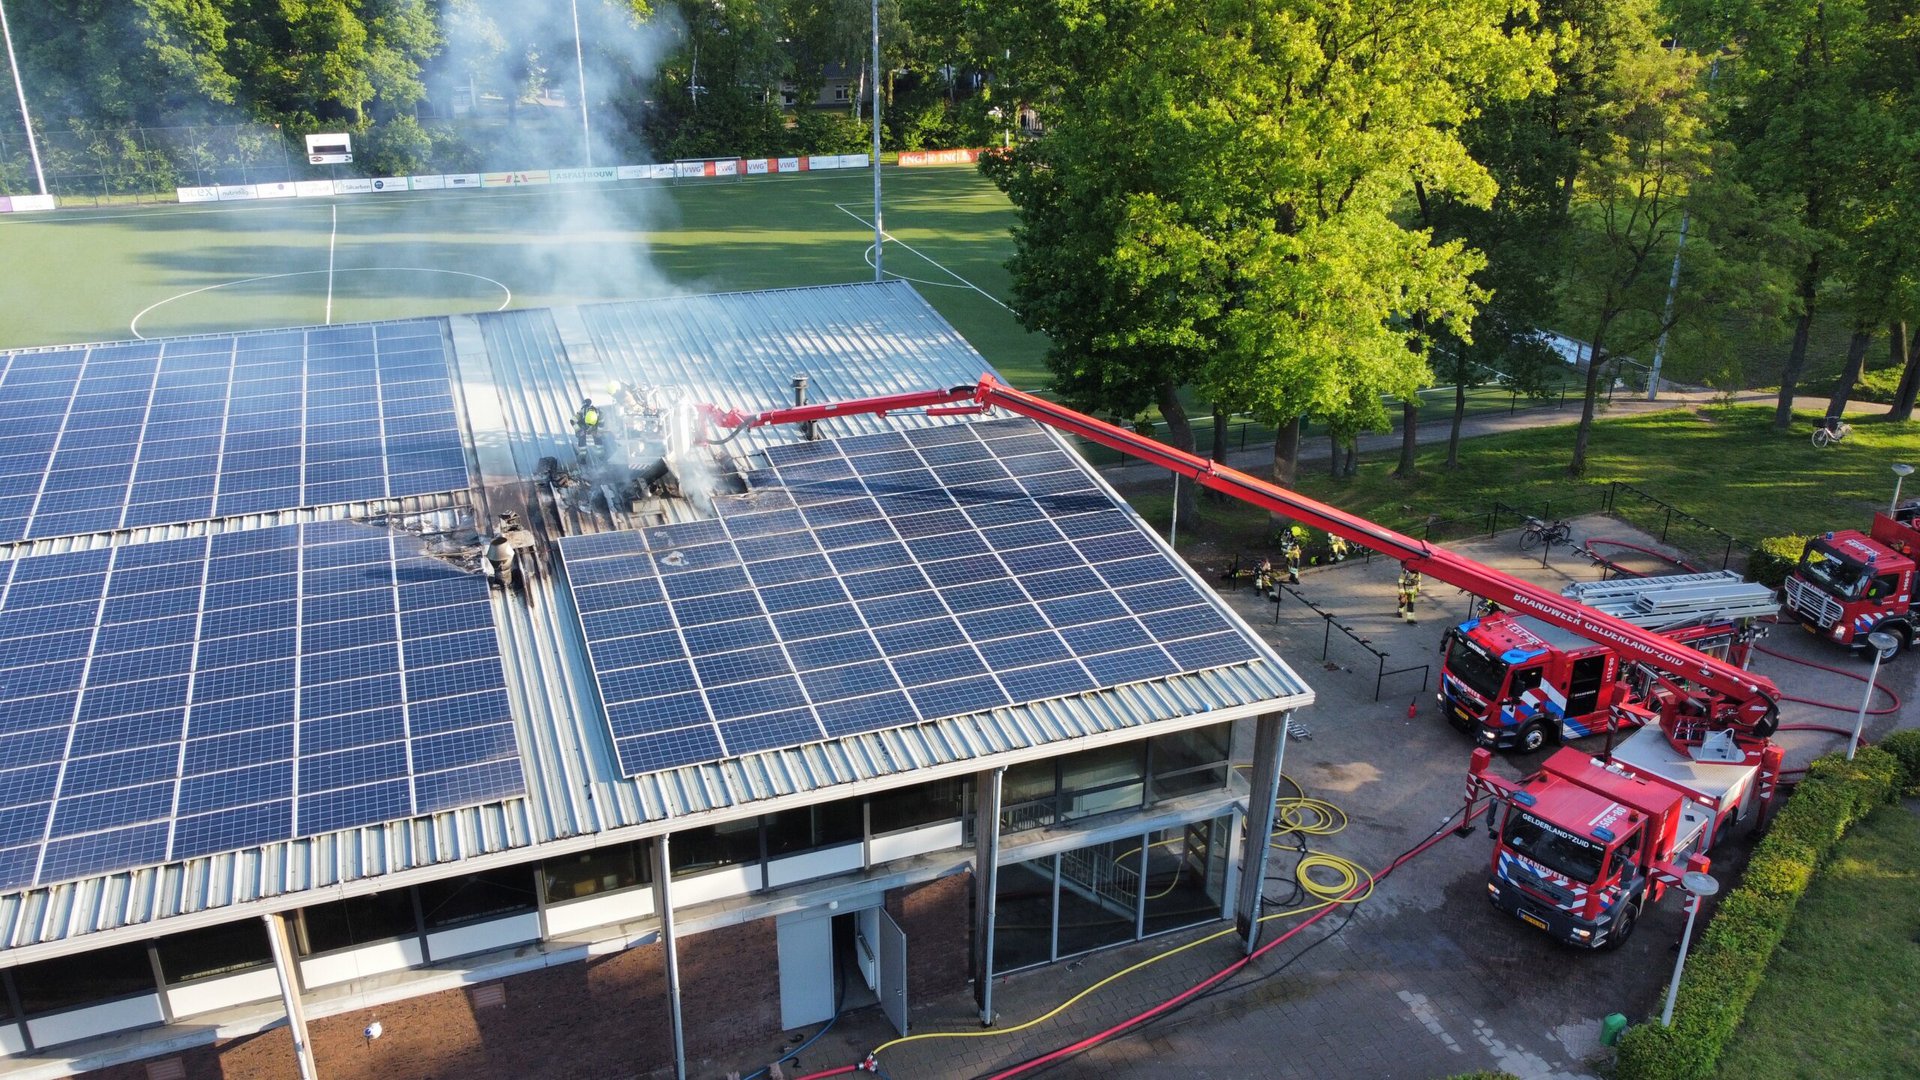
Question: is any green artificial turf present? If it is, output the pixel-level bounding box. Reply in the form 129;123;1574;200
0;166;1049;387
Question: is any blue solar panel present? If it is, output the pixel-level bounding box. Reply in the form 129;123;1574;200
0;322;473;540
0;519;522;891
559;418;1270;779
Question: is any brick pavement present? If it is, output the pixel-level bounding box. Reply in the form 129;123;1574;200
710;518;1920;1080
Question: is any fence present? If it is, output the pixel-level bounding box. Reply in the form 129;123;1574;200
1064;386;1576;469
1227;578;1428;701
2;123;308;205
1603;482;1748;570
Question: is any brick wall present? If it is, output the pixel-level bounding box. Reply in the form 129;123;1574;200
79;919;781;1080
887;871;973;1005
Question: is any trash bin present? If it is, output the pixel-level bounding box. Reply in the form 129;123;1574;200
1602;1013;1629;1046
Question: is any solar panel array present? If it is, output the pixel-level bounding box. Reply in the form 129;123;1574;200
559;419;1266;777
0;321;470;542
0;520;521;890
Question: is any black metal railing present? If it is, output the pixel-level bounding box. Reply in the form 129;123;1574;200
1270;584;1429;701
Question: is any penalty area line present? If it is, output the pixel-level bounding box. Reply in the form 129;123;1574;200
833;203;1012;314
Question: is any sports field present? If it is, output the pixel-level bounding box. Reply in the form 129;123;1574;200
0;167;1050;386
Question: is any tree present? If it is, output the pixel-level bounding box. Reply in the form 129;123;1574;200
1698;0;1880;430
1556;9;1722;476
982;0;1550;506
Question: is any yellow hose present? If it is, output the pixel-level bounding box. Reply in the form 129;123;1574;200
867;771;1370;1059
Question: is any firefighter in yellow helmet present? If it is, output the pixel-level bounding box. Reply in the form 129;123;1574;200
1397;568;1421;623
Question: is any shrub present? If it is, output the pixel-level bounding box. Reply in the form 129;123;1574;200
1615;746;1898;1080
1744;534;1807;588
1874;729;1920;792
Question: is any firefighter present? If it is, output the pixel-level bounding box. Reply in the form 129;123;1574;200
573;397;603;449
1282;525;1306;582
1327;533;1352;563
1253;556;1274;596
1397;568;1421;623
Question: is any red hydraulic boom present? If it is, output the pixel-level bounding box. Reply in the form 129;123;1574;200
698;375;1781;742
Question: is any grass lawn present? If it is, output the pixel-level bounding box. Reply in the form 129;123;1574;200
1712;802;1920;1080
0;166;1051;386
1118;404;1920;563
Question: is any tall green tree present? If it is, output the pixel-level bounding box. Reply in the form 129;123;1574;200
1557;26;1718;476
983;0;1551;506
1697;0;1880;430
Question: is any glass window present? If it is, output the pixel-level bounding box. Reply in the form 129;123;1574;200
869;778;967;835
298;890;419;955
156;920;272;985
670;818;762;878
1061;743;1145;821
1149;724;1231;803
1054;837;1140;957
992;856;1055;973
416;866;539;930
765;799;863;858
15;943;155;1015
542;841;652;904
1001;759;1058;833
1142;817;1231;936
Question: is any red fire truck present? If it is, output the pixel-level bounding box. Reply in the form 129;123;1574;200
1781;505;1920;659
1440;571;1777;752
697;375;1785;951
1462;722;1779;949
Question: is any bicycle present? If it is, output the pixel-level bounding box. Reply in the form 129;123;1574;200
1519;516;1573;551
1811;416;1853;449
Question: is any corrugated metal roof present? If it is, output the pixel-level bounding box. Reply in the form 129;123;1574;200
0;282;1313;962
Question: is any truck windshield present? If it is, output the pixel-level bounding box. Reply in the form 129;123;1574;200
1799;542;1870;599
1445;634;1507;700
1505;811;1604;884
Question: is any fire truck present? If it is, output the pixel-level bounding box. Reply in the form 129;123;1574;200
1440;571;1779;752
1781;504;1920;659
695;375;1784;951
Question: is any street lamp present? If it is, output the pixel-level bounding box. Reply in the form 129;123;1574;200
1892;463;1914;513
1660;870;1720;1027
1848;630;1899;760
0;0;47;197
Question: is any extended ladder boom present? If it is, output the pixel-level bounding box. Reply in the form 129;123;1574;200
699;376;1781;738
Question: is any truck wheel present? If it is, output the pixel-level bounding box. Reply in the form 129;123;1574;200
1868;625;1910;662
1518;722;1548;754
1604;900;1640;951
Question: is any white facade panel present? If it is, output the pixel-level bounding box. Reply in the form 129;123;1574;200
299;937;425;989
166;967;280;1017
869;821;964;865
544;887;655;937
425;912;541;962
25;995;164;1048
766;844;862;889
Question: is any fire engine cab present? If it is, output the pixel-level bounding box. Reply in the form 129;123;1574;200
1782;504;1919;658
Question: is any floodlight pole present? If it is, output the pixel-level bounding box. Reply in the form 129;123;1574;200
0;0;47;197
871;0;883;281
570;0;592;167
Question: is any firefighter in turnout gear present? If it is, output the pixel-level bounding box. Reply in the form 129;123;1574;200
1280;525;1306;583
1397;568;1421;623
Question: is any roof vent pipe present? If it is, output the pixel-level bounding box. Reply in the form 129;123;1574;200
792;374;817;441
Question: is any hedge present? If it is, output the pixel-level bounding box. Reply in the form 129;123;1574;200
1613;746;1908;1080
1744;535;1807;588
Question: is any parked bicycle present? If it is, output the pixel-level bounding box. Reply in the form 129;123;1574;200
1519;516;1574;551
1811;415;1853;449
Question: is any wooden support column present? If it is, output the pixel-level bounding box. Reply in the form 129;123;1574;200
972;766;1004;1025
1235;712;1289;955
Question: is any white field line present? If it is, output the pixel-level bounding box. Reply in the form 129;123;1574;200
834;203;1012;313
326;204;338;324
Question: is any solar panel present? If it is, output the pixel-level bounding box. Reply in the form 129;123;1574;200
0;520;523;890
559;417;1268;778
0;323;472;542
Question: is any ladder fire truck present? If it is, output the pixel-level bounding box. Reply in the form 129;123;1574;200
1781;503;1920;659
696;375;1785;951
1441;571;1779;752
